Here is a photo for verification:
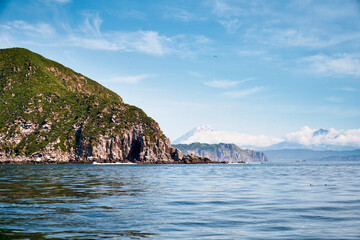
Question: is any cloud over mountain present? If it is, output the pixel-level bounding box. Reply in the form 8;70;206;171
173;125;360;149
172;125;282;148
285;126;360;147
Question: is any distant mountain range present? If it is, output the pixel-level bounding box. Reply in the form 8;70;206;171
173;143;268;163
260;141;358;151
173;125;360;162
173;125;360;151
264;149;360;162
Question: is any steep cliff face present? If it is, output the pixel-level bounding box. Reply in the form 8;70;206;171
0;48;210;164
0;122;185;164
73;124;184;163
173;143;268;162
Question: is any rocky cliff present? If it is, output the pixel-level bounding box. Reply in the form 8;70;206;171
173;143;268;162
0;48;212;164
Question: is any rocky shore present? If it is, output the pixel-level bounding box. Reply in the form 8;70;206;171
0;120;217;164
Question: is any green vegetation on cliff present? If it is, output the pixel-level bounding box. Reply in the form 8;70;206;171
0;48;165;156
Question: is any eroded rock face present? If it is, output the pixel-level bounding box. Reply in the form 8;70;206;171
1;118;38;146
0;138;71;164
75;124;179;163
0;122;212;164
0;110;210;164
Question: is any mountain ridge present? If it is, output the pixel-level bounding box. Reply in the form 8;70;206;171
173;142;268;163
264;149;360;162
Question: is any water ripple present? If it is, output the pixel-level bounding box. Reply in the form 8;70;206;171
1;162;360;239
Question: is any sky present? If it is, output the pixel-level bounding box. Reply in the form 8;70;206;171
1;0;360;144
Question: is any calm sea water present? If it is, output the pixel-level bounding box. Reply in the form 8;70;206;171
1;162;360;239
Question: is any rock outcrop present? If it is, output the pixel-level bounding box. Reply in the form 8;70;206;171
0;48;213;164
0;125;212;164
173;142;268;163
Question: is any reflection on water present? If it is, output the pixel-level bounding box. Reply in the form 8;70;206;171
0;165;157;239
0;165;146;201
1;163;360;239
0;228;155;239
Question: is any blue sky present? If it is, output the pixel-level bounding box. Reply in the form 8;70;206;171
1;0;360;142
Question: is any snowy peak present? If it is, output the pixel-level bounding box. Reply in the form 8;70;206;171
194;124;214;132
172;125;215;144
172;125;282;147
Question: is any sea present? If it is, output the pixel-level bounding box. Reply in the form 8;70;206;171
1;161;360;239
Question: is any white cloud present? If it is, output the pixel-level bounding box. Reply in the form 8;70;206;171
209;0;245;33
105;74;153;84
187;71;204;78
174;125;282;147
285;126;360;147
237;50;265;56
302;54;360;77
166;34;211;58
341;87;358;92
132;31;168;55
71;16;210;56
67;36;117;50
41;0;71;3
204;79;239;88
68;14;211;56
267;29;326;48
262;29;360;49
223;87;264;98
52;0;71;3
211;0;244;18
285;126;314;146
163;8;204;22
1;14;210;57
3;20;55;37
324;96;343;103
81;13;102;38
125;10;147;20
204;78;253;88
219;19;242;34
208;0;360;49
176;125;360;148
62;14;169;55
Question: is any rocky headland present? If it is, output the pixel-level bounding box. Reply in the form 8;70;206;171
0;48;214;164
173;142;268;163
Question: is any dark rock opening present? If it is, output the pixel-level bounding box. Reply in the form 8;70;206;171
129;140;142;161
75;126;82;156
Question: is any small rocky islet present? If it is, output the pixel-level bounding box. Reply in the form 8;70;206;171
0;48;214;164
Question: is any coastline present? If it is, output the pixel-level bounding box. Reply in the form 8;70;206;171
0;158;224;165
